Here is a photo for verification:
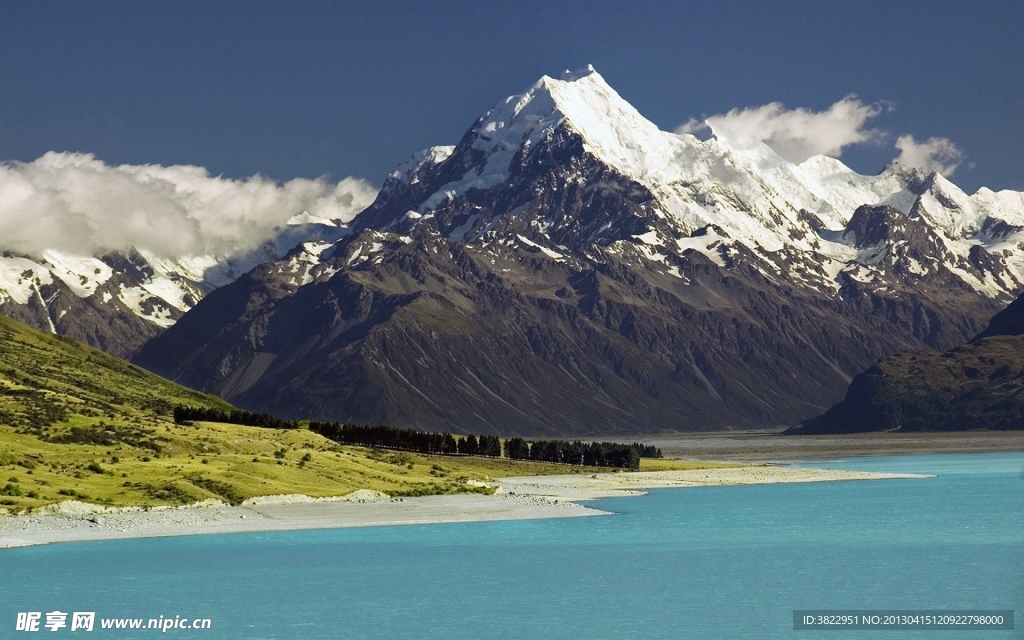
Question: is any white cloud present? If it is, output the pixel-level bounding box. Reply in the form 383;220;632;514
0;152;377;260
893;134;963;177
677;96;887;163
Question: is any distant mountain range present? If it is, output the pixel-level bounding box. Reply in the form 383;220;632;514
0;215;351;357
123;66;1024;435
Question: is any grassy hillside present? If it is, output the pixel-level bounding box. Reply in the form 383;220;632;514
0;315;728;512
0;314;229;431
0;419;633;511
2;415;723;513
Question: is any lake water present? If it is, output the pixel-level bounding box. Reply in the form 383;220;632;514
3;452;1022;639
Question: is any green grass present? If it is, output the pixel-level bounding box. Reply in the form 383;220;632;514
637;458;744;472
2;419;743;512
0;314;230;434
0;315;737;512
0;419;669;511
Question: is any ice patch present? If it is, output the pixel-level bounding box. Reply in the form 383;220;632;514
41;250;112;297
0;257;52;305
633;230;660;245
118;284;176;327
516;235;565;260
448;212;481;241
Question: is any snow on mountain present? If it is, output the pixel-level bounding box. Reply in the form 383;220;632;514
356;65;1024;299
388;146;456;188
0;214;358;347
0;257;53;306
410;65;888;242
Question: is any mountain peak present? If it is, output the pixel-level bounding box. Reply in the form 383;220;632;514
478;64;640;141
453;65;690;199
346;65;1024;301
390;65;673;212
557;64;598;82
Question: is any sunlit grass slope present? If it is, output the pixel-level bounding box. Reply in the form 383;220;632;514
1;419;637;511
0;314;230;425
636;458;742;471
1;315;735;512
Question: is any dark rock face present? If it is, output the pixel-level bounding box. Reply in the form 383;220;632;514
844;205;903;248
790;294;1024;435
0;290;165;359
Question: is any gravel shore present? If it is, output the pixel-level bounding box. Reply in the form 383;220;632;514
497;465;929;500
0;465;929;549
625;430;1024;461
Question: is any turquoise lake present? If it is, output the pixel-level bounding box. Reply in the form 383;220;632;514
3;452;1022;638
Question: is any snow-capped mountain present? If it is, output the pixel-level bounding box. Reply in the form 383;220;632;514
0;215;351;357
136;66;1024;435
358;65;1024;298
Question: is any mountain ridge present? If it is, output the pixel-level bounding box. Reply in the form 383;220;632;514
134;66;1024;435
788;292;1024;435
0;217;354;357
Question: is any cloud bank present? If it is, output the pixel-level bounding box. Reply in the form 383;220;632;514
0;152;378;260
678;96;887;164
893;134;963;177
679;97;967;177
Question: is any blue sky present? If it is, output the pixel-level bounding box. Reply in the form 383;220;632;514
0;0;1020;192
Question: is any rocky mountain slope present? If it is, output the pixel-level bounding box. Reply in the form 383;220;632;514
789;294;1024;434
135;66;1024;436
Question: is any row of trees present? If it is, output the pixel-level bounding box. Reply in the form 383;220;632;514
457;433;503;457
307;421;502;458
173;406;296;430
634;443;663;458
174;406;661;470
505;438;650;469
